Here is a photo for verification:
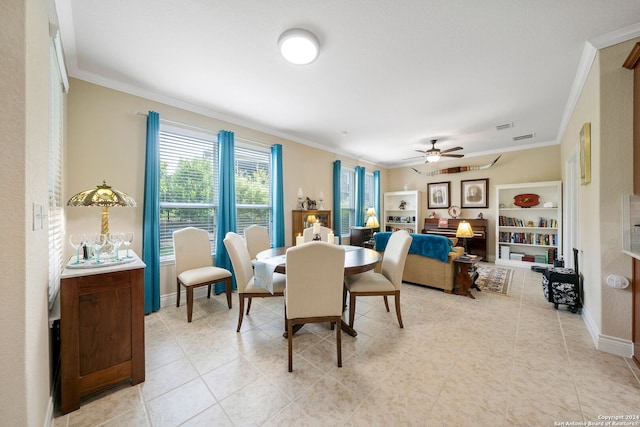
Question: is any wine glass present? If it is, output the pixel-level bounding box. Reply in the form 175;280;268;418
69;234;86;264
123;232;134;258
110;232;123;261
90;233;107;264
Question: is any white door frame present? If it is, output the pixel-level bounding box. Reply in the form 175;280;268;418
564;148;579;268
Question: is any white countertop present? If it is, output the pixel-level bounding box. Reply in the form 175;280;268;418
61;250;146;279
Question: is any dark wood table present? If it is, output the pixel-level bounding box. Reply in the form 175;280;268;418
256;245;381;336
453;256;482;299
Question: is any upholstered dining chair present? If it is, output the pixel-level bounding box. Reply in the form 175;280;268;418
223;231;285;332
302;225;332;242
285;241;346;372
173;227;232;323
344;229;412;328
244;224;271;262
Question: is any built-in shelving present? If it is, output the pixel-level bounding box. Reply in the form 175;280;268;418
383;190;420;234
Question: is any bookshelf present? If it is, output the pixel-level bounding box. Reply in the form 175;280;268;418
383;190;420;234
495;181;562;267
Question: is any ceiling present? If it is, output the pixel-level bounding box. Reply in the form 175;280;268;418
55;1;640;168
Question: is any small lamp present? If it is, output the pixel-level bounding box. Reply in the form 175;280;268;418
365;207;379;228
67;180;136;235
456;220;474;255
306;214;317;227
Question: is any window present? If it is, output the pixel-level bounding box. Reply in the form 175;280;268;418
339;168;355;236
364;172;375;211
48;40;64;310
158;128;272;259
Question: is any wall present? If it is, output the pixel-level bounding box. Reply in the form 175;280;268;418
65;79;386;300
386;146;561;261
560;38;638;350
0;0;53;425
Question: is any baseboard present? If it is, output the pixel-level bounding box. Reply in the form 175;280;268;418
581;306;633;358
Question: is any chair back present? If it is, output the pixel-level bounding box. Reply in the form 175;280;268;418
223;232;254;293
244;224;270;260
285;241;345;319
302;225;332;242
173;227;213;276
380;230;413;290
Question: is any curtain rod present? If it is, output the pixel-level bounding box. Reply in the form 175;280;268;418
136;112;271;148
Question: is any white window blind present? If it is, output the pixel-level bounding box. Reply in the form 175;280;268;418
364;172;374;210
48;40;64;310
339;168;355;236
234;144;272;238
159;128;218;259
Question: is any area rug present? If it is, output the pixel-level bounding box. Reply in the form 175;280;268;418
475;266;512;295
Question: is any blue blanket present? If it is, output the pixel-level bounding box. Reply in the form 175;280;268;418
373;232;453;263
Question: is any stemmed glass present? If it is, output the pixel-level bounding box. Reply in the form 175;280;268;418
69;234;86;264
90;233;107;264
110;232;124;261
123;232;134;258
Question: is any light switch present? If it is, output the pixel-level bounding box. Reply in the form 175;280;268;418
33;203;44;231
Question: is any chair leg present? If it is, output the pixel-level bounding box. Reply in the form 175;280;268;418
225;277;232;309
336;319;342;368
348;293;356;327
287;319;294;372
383;295;390;312
394;292;403;328
236;295;245;332
186;287;194;323
176;279;181;307
246;297;253;314
207;284;211;299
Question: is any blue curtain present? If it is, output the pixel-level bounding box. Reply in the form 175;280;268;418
373;170;381;225
354;166;366;226
271;144;285;247
332;160;342;244
143;111;160;314
214;130;237;293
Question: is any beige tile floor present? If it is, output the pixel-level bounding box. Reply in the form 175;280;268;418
54;265;640;426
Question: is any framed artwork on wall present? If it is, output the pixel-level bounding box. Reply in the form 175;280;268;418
580;122;591;185
427;181;450;209
461;178;489;208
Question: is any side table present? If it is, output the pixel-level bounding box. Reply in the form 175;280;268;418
453;256;482;299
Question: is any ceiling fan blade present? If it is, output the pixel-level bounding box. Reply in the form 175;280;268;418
402;155;425;160
440;146;463;154
441;153;464;158
414;149;428;154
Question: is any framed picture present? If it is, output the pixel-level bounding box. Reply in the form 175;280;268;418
461;178;489;208
580;122;591;185
427;181;450;209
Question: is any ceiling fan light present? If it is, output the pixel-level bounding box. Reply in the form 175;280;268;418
426;153;440;163
278;28;319;65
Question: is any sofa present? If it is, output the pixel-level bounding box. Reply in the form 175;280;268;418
374;232;464;292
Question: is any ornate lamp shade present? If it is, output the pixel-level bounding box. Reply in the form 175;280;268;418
365;207;379;228
67;181;136;235
456;220;474;255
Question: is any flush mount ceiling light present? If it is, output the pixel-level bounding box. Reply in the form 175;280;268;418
278;28;319;65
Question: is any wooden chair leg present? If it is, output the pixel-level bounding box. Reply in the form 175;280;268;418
349;293;356;327
287;319;294;372
383;295;390;312
394;292;403;328
246;297;253;314
336;319;342;368
225;277;232;309
207;284;211;299
236;295;245;332
176;279;181;307
186;287;194;323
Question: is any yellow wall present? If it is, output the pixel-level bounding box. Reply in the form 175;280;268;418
65;79;386;299
0;0;53;425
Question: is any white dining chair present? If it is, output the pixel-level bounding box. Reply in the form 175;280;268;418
302;225;332;242
223;231;285;332
173;227;232;323
285;241;346;372
244;224;270;262
344;229;412;328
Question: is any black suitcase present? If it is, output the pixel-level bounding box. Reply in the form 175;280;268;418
541;248;582;313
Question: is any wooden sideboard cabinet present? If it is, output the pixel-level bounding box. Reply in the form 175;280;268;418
291;209;331;244
59;253;146;414
350;226;379;248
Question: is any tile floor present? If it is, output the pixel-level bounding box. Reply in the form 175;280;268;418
54;264;640;426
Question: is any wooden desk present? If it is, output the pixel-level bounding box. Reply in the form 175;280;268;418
256;245;381;336
59;252;146;414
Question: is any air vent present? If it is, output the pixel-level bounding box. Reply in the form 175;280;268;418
513;133;535;141
496;123;513;131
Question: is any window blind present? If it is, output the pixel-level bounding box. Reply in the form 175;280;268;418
340;168;355;235
234;144;272;239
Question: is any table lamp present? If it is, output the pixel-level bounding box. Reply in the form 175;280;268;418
365;207;379;228
456;220;474;255
67;180;137;235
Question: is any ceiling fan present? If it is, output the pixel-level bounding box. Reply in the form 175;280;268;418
407;139;464;163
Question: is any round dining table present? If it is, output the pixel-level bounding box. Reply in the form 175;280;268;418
256;244;381;337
